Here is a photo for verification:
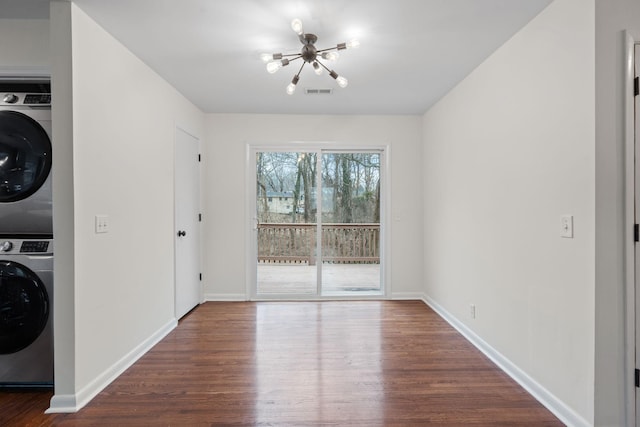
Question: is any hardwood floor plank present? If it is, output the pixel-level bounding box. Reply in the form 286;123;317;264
1;301;564;426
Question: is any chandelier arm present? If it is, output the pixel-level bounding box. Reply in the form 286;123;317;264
315;46;340;54
286;55;304;63
296;61;306;75
316;59;333;73
282;53;303;57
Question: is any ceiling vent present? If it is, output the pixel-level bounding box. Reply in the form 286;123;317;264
305;88;333;95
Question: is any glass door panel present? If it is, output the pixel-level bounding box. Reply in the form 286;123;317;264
256;152;318;295
320;152;381;295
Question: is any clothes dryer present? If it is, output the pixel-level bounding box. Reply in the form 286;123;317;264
0;237;53;387
0;79;52;236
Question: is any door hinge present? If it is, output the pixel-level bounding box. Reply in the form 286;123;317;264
199;213;202;222
198;154;201;162
635;76;639;96
635;368;639;387
199;273;202;281
635;224;639;242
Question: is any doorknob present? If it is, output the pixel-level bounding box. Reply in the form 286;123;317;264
177;230;186;237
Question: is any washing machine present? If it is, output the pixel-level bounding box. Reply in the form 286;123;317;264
0;237;53;387
0;79;52;236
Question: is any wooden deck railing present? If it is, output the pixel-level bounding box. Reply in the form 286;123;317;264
258;223;380;264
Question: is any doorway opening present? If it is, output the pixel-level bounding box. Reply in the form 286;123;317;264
249;146;386;299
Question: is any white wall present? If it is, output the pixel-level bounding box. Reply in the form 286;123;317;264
203;114;423;300
49;2;204;411
594;0;640;425
0;18;49;75
422;0;594;425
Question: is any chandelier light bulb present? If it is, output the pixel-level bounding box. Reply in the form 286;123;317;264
266;58;289;74
266;61;281;73
291;18;303;35
321;51;339;61
312;62;323;75
336;75;348;88
261;53;283;63
286;74;300;95
346;39;360;49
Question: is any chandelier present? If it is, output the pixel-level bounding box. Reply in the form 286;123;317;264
261;18;359;95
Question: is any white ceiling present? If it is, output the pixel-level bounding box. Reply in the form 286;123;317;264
3;0;552;115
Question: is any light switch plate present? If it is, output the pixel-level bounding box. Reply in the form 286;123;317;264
561;215;573;238
95;215;109;233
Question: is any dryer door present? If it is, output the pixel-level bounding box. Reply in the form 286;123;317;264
0;261;49;354
0;111;52;203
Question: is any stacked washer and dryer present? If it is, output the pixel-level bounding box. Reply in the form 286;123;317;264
0;78;54;387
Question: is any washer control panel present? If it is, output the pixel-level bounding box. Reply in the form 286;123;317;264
0;92;51;106
20;241;49;253
0;239;52;255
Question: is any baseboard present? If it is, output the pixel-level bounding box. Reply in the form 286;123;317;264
205;293;423;301
391;292;424;300
422;295;590;427
204;293;247;301
46;394;77;414
46;318;177;414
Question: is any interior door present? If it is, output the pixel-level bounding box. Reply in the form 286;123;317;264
174;127;201;319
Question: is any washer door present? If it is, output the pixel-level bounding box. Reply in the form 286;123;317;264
0;111;52;203
0;261;49;354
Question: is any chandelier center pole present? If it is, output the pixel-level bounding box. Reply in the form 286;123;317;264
301;44;317;63
299;33;318;45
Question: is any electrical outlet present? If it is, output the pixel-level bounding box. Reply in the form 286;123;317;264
561;215;573;238
95;215;109;233
470;304;476;319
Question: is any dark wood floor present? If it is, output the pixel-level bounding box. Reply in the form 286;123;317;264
2;301;563;426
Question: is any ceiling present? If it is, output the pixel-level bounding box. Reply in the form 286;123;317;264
3;0;552;115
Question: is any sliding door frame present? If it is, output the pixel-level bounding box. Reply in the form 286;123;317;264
245;142;391;301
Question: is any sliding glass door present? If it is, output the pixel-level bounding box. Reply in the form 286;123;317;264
253;147;383;298
320;152;381;295
255;151;317;295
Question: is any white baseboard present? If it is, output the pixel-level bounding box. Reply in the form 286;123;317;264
205;294;424;301
391;292;424;300
422;294;590;427
204;293;247;301
46;318;177;414
46;394;77;414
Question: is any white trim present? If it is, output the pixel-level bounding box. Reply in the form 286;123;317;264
46;319;177;414
245;143;256;300
625;30;640;427
204;293;248;301
422;295;590;427
46;394;77;414
391;292;424;300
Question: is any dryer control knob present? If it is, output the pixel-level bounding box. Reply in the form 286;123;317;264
2;93;18;104
3;93;18;104
0;241;13;252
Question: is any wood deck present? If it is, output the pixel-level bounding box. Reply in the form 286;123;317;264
1;301;563;426
257;263;382;295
